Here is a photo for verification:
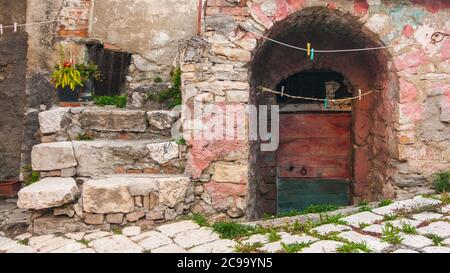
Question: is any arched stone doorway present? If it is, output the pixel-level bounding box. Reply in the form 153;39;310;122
248;6;398;218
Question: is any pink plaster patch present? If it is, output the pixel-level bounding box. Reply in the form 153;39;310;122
394;51;429;71
410;0;450;14
204;182;248;211
286;0;305;10
250;3;274;29
275;0;290;21
354;0;369;16
402;25;415;38
401;103;424;123
399;79;418;103
440;39;450;60
327;2;338;9
186;140;247;179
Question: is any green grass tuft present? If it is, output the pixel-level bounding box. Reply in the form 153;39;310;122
381;224;403;245
280;242;312;253
337;242;372;253
432;171;450;193
212;221;254;240
192;213;210;227
378;199;393;207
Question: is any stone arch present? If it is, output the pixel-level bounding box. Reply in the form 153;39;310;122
246;6;399;218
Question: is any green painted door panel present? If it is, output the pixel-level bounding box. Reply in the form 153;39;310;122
277;179;350;213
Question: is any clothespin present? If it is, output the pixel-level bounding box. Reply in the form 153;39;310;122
13;22;17;32
310;48;315;61
324;97;328;108
281;85;285;97
307;43;311;56
0;24;3;35
358;89;362;100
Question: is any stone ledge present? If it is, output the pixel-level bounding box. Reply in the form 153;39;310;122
17;178;79;210
31;140;182;176
38;106;180;142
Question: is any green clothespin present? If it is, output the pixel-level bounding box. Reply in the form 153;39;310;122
324;98;328;108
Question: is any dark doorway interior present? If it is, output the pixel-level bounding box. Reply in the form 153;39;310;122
88;44;131;96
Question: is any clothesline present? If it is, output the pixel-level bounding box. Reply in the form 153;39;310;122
243;27;403;53
256;86;375;102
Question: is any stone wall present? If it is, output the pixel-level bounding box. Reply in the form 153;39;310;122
180;0;450;219
89;0;199;93
0;0;28;181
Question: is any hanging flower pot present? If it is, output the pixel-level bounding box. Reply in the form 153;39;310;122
0;180;22;198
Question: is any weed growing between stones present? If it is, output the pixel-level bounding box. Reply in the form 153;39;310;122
78;239;89;246
378;199;393;207
358;205;372;212
147;67;182;108
280;242;312;253
112;226;122;235
383;214;398;221
337;242;372;253
433;171;450;193
234;242;264;253
191;213;210;227
425;234;444;246
17;239;29;245
381;223;403;245
264;204;340;219
358;200;369;206
22;165;40;186
267;229;281;242
358;223;370;229
318;214;347;226
401;223;417;235
212;221;255;240
76;133;93;141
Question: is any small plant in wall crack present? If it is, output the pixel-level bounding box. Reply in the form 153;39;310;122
378;199;393;207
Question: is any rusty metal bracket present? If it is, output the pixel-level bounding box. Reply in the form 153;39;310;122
431;31;450;44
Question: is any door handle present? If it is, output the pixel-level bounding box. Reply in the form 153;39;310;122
300;167;307;176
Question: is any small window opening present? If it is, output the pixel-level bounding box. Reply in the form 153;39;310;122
87;44;131;96
276;70;353;111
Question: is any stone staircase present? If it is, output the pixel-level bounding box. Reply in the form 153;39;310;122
17;106;193;234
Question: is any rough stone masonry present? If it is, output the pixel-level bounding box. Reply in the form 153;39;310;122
1;0;450;231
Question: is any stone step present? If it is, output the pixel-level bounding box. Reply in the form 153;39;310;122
39;107;180;142
31;140;183;177
17;174;194;230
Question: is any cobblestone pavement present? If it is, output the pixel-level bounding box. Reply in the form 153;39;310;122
1;195;450;253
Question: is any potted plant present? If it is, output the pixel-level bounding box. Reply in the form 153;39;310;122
0;179;21;198
51;60;85;107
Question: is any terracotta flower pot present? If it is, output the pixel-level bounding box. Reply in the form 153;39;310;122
0;180;22;198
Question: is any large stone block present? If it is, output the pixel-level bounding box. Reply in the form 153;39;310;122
147;141;179;165
79;108;147;132
72;140;155;177
17;178;79;210
147;110;179;130
38;108;71;134
212;162;248;184
82;177;135;214
158;176;191;208
31;142;77;171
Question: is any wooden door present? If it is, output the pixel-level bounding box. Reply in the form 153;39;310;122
277;113;352;212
